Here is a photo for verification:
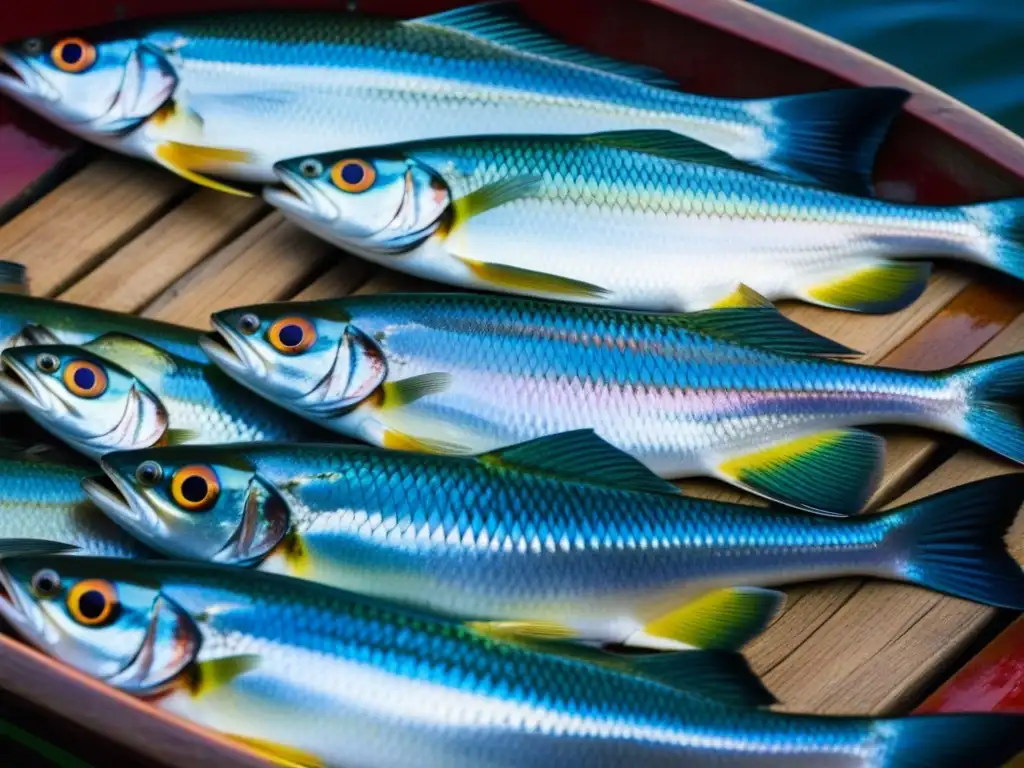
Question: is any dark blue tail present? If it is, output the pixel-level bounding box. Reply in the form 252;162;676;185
963;197;1024;281
946;353;1024;465
880;712;1024;767
756;87;910;195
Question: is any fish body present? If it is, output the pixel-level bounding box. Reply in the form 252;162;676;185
269;132;1024;312
0;448;148;557
1;553;1022;768
0;270;207;412
85;439;1024;650
0;6;908;194
0;334;321;459
204;294;1024;515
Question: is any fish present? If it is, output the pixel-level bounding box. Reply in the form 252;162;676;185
0;261;207;412
0;440;150;558
201;293;1024;516
82;435;1024;652
268;131;1024;313
0;334;325;460
0;4;910;196
1;551;1022;768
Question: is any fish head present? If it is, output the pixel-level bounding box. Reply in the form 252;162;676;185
0;343;168;458
202;302;386;419
267;151;449;254
83;447;291;565
0;32;177;136
0;553;199;693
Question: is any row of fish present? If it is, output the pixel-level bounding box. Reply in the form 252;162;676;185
3;5;1023;315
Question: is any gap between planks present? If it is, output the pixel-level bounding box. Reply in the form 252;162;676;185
1;154;1022;718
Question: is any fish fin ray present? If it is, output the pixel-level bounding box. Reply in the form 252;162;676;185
796;259;932;314
228;734;325;768
160;428;201;447
709;284;773;309
0;260;28;295
466;619;576;642
451;175;544;225
411;3;679;87
627;650;778;707
878;713;1024;768
717;429;886;516
481;430;682;495
636;587;786;651
947;353;1024;464
455;255;611;299
681;306;859;357
582;131;783;179
190;654;261;698
154;142;255;197
379;374;453;410
963;197;1024;280
0;539;79;557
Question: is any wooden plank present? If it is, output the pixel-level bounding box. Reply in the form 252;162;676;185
0;158;188;296
59;193;268;313
291;258;376;302
748;312;1024;715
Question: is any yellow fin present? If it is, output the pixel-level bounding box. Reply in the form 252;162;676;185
154;141;255;197
190;654;260;698
717;428;885;516
379;374;453;411
639;587;786;651
451;176;543;225
710;284;773;309
229;734;325;768
278;531;311;576
467;619;577;642
802;259;931;314
455;255;610;299
381;429;466;455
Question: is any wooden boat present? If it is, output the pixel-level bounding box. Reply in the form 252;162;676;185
0;1;1022;764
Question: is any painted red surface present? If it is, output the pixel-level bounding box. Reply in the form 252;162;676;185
915;618;1024;715
0;101;78;219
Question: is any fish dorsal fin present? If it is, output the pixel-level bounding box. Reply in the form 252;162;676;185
680;306;860;358
0;260;28;295
18;324;61;345
582;130;782;178
627;650;778;707
412;2;679;88
0;539;79;558
479;429;682;496
83;333;180;375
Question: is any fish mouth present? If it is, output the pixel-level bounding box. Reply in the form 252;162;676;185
0;561;44;645
201;322;268;381
0;50;48;102
0;356;48;410
81;471;146;531
264;167;337;223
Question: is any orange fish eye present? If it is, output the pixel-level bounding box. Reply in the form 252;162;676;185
267;317;316;355
330;159;376;193
51;38;97;73
171;465;220;512
63;360;108;398
66;579;119;627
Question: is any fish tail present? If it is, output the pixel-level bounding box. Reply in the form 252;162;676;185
943;352;1024;464
962;197;1024;281
748;86;909;195
875;712;1024;767
881;474;1024;609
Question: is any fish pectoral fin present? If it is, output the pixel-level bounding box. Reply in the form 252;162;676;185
795;259;932;314
627;649;778;708
454;255;610;299
154;141;255;197
717;428;886;516
682;305;860;358
450;175;544;226
159;428;202;447
379;374;454;410
0;260;28;294
466;619;577;642
190;654;261;698
228;734;325;768
480;429;682;496
382;429;468;455
631;587;786;652
709;283;773;309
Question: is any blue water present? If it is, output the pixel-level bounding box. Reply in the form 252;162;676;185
758;0;1024;135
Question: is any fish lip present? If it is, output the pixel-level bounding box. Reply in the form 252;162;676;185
81;471;154;535
0;355;49;411
264;166;337;223
0;561;42;645
0;49;51;103
201;321;268;381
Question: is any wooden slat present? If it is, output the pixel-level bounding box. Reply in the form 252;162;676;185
59;193;268;313
0;158;188;296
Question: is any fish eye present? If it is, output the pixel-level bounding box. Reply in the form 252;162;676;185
171;465;220;512
30;569;61;598
35;353;60;374
237;313;261;336
330;159;376;193
23;38;44;56
66;579;120;627
63;360;108;398
51;38;97;74
135;460;163;487
299;159;323;179
268;317;316;355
